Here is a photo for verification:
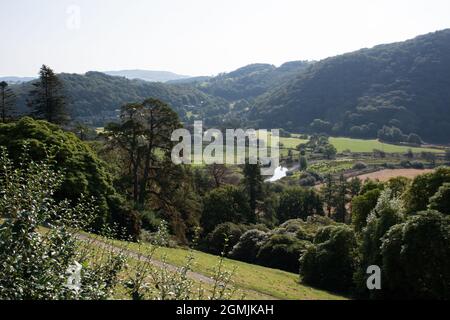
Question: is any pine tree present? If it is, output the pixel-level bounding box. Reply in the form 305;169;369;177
321;173;335;217
0;81;16;123
334;174;349;223
299;155;308;171
243;161;264;217
28;65;69;125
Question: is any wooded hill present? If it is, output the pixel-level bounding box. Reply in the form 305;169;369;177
249;29;450;143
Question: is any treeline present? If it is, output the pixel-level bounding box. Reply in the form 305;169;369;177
9;68;229;126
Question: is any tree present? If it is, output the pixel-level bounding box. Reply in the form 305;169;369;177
257;234;309;273
333;174;349;223
208;163;229;188
421;152;436;166
28;65;69;125
405;148;414;159
0;117;130;233
407;133;422;145
351;188;381;232
277;187;323;222
354;189;405;298
204;223;248;255
321;173;335;217
105;99;181;207
243;162;264;214
299;155;308;171
201;185;252;233
299;225;357;292
0;81;16;122
380;210;450;299
323;144;337;159
310;119;332;134
404;167;450;213
230;229;268;263
428;183;450;215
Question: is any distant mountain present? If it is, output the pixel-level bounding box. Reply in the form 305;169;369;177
0;76;36;84
11;72;228;126
103;70;190;83
167;76;213;84
250;29;450;143
191;61;312;101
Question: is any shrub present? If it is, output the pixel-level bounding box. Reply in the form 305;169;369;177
380;210;450;299
257;234;310;273
204;223;249;255
428;183;450;215
229;229;269;263
299;225;357;292
352;162;368;170
410;161;425;169
0;148;125;300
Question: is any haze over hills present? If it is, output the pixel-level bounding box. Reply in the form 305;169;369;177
0;76;36;84
103;69;191;83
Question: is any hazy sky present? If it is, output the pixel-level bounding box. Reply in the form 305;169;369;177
1;0;450;77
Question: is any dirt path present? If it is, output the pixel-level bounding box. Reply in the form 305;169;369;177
76;234;277;300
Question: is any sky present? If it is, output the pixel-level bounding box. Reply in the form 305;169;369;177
1;0;450;77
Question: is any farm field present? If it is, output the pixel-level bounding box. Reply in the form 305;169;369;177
354;168;435;182
329;137;443;154
259;131;443;154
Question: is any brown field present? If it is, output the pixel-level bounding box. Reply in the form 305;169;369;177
355;169;434;182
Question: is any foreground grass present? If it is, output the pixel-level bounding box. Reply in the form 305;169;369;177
109;238;346;300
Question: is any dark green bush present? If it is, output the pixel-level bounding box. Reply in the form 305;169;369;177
204;223;249;255
380;210;450;299
230;229;269;263
257;234;310;273
299;225;357;293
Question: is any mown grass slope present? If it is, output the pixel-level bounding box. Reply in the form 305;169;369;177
109;238;347;300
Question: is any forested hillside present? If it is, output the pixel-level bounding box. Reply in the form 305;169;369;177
250;29;450;143
11;72;228;126
193;61;311;101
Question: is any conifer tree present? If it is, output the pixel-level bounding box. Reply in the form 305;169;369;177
28;65;69;124
0;81;16;123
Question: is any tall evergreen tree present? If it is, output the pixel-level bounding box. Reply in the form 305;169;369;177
0;81;16;123
334;174;349;223
28;65;69;124
321;173;335;217
243;161;264;216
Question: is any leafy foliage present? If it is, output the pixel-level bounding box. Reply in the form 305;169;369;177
0;148;125;300
277;187;323;222
380;210;450;299
299;225;357;292
0;117;125;231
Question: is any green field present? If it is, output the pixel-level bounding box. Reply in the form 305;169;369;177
258;131;443;154
329;137;443;153
110;238;346;300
